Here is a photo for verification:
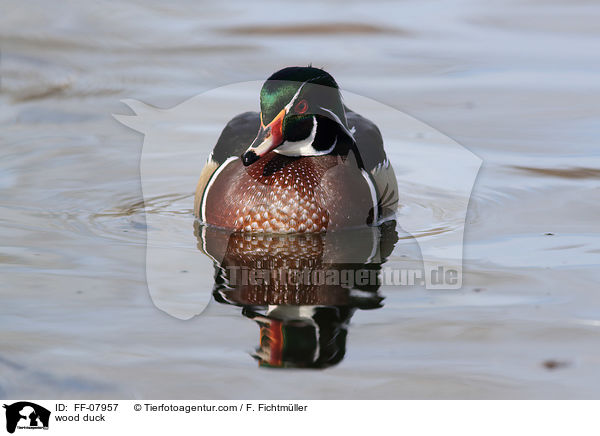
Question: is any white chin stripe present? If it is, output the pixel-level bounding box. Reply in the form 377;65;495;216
274;116;324;157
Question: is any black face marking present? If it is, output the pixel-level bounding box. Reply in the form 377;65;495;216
283;115;314;142
312;115;341;152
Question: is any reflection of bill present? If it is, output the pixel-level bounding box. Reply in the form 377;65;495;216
196;221;398;368
246;306;361;369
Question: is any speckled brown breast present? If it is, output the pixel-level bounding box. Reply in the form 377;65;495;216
201;152;374;232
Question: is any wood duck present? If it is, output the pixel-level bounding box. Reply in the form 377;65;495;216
194;66;398;233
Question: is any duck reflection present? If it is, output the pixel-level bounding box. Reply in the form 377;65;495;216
195;222;398;368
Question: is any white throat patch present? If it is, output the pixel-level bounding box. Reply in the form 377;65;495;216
274;117;337;157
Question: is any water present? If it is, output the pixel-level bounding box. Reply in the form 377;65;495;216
1;0;600;399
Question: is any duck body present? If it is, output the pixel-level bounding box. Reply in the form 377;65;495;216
195;67;398;233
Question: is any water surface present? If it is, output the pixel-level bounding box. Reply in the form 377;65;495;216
1;0;600;399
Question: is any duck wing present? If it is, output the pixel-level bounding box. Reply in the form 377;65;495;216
345;109;388;173
345;109;399;221
195;111;260;217
212;111;261;165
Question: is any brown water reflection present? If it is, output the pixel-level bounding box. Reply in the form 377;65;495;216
196;222;398;368
512;166;600;180
222;23;405;36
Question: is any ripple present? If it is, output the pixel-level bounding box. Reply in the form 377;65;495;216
513;166;600;180
93;193;194;218
223;22;407;36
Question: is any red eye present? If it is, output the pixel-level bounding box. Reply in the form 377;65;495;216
294;99;308;114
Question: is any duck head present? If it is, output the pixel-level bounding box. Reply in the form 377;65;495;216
241;66;356;166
